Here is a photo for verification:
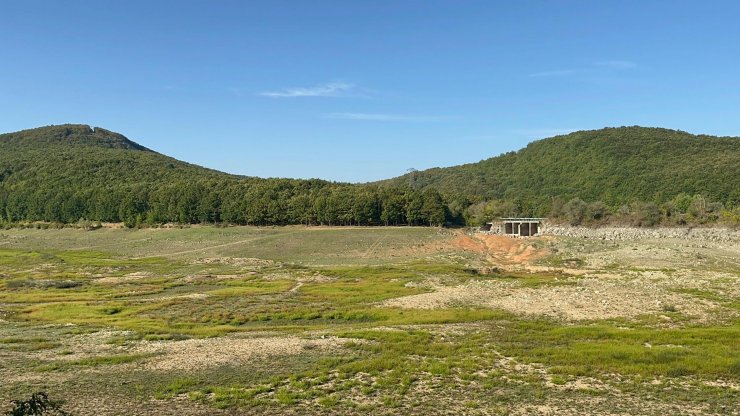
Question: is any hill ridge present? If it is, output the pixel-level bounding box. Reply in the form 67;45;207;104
0;124;737;226
390;126;737;174
0;124;151;152
381;126;740;209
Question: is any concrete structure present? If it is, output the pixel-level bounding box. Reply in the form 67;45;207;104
486;218;545;237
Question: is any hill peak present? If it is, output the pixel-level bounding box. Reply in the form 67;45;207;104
381;125;740;207
0;124;150;151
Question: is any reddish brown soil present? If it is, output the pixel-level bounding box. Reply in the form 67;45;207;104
451;234;487;254
449;233;548;266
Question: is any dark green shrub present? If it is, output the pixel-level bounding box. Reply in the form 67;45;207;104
6;391;69;416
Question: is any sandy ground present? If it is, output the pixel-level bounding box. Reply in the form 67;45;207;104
383;276;716;321
94;271;154;284
26;330;347;370
384;231;738;322
131;334;347;371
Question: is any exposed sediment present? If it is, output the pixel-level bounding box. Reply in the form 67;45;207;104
538;225;738;242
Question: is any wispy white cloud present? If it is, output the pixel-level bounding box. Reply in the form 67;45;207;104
325;112;446;122
593;60;637;69
259;82;355;98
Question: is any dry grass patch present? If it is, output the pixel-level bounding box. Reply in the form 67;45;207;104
383;275;717;322
130;334;348;371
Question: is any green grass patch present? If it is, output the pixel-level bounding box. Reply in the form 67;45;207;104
37;353;153;372
155;377;201;399
207;280;293;297
498;320;740;378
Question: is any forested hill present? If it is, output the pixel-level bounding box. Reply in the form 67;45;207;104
1;124;151;151
0;124;738;227
381;127;740;208
0;124;449;226
0;124;232;185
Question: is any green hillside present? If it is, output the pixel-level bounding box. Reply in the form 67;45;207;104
0;124;737;227
383;127;740;209
0;125;447;226
0;124;232;184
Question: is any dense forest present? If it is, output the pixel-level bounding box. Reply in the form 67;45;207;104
0;124;738;228
0;125;450;227
382;126;740;214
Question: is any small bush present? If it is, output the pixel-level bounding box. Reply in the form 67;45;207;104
100;307;123;315
7;391;69;416
729;360;740;376
5;280;83;290
662;304;678;313
666;366;692;377
550;375;567;385
317;395;339;407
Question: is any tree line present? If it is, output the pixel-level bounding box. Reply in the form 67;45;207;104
1;124;737;229
3;178;736;229
464;193;740;228
0;179;451;227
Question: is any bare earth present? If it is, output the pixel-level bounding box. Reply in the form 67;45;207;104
387;231;739;323
132;334;347;371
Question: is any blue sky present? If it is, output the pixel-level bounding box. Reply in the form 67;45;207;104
2;1;739;182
